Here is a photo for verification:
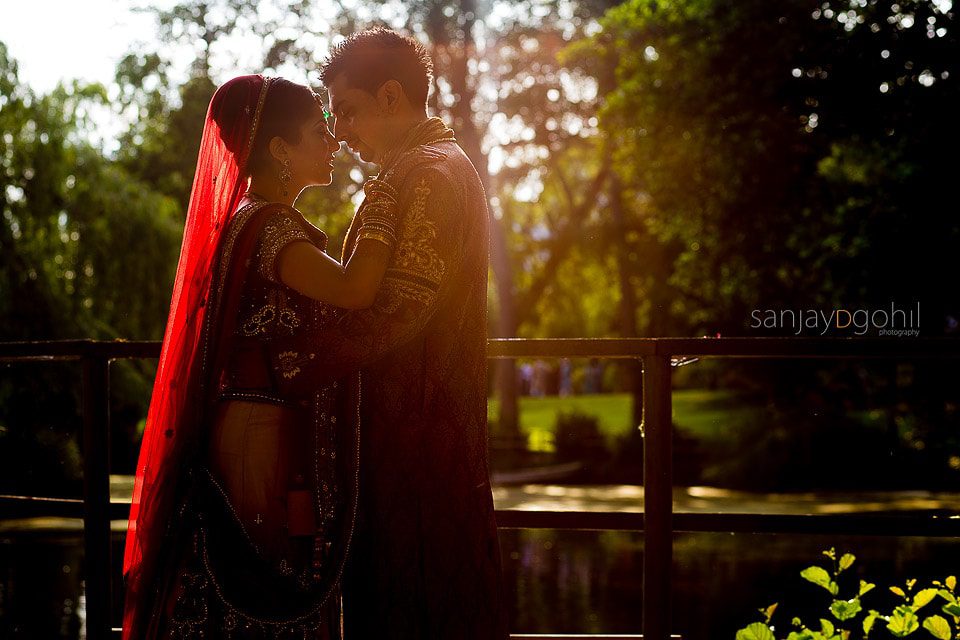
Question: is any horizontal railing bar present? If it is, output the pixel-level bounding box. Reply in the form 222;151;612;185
496;510;644;530
498;510;960;536
2;337;960;363
0;340;160;361
488;337;960;359
674;512;960;537
0;495;128;520
108;632;667;639
510;635;673;639
5;496;960;537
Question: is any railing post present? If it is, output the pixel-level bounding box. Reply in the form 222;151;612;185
81;354;112;640
642;355;673;640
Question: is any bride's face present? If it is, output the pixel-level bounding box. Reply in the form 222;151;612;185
283;103;341;187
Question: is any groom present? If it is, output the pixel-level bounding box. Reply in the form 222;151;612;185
314;27;507;638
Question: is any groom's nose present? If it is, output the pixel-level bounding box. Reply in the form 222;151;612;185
333;118;349;143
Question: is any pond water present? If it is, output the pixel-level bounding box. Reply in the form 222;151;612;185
3;488;960;638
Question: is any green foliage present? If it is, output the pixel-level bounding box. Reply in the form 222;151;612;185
0;42;182;341
736;547;960;639
567;0;960;336
0;41;181;480
553;410;607;462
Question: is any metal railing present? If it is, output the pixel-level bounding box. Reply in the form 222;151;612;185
1;337;959;640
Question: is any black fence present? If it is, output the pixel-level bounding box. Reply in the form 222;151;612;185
1;337;959;640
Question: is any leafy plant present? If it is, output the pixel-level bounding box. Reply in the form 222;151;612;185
736;548;959;639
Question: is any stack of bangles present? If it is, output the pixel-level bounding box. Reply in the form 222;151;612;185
359;178;402;249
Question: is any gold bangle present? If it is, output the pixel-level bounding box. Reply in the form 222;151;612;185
357;230;396;249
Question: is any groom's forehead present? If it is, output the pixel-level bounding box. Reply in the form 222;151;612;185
326;76;371;113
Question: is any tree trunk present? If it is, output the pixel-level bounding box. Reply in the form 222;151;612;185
609;171;644;428
444;0;520;439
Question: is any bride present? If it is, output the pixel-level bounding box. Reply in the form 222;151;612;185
121;74;428;638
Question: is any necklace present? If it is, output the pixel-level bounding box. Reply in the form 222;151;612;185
243;190;271;202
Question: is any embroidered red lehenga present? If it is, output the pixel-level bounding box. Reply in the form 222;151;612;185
122;75;358;639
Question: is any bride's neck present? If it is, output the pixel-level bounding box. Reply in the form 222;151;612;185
247;173;299;208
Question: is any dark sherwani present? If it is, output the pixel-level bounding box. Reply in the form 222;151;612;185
271;120;508;638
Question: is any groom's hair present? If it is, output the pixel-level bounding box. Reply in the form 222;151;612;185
319;27;433;109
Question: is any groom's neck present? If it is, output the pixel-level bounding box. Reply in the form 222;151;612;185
376;112;431;163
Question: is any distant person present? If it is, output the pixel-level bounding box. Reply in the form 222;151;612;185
584;358;604;394
531;359;550;397
520;362;534;395
559;358;573;396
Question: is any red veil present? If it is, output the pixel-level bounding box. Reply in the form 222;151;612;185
122;74;273;639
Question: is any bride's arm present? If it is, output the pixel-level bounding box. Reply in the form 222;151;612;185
275;239;390;309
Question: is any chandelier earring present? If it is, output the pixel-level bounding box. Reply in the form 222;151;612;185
278;157;292;196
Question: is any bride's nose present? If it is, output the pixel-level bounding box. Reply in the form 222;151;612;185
324;128;341;152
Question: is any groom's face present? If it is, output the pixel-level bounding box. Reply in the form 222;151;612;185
326;74;392;164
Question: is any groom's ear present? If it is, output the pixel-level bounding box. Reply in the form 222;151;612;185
376;80;405;115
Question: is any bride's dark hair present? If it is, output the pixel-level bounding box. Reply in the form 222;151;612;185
245;78;322;176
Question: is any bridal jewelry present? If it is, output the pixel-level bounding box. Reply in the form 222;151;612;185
357;178;401;249
279;158;292;196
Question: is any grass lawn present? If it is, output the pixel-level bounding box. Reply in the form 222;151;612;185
488;389;765;452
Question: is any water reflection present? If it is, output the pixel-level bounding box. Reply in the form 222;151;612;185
0;531;84;638
3;489;960;638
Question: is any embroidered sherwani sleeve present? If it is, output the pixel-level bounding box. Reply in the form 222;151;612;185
270;167;465;390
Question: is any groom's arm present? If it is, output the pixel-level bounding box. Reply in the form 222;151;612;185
269;164;468;391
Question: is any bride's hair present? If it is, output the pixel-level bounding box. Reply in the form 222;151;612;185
246;78;322;176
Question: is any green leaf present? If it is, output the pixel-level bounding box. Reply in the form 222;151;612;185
942;602;960;617
839;553;855;572
736;622;777;640
800;567;840;596
821;618;835;637
891;586;907;597
831;598;863;621
787;632;816;640
802;566;835;592
860;580;876;597
863;610;880;636
914;588;939;610
937;589;956;604
922;615;951;640
761;603;779;622
887;605;920;637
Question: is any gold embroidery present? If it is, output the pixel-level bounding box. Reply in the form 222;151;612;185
258;212;311;283
389;177;445;302
241;304;276;336
241;77;274;167
276;350;315;380
199;201;269;385
241;289;301;336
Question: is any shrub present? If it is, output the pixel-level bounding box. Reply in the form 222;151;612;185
736;547;959;639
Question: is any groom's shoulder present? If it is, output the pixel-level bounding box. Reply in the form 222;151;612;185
405;140;480;188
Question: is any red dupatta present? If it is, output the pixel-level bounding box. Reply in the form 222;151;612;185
122;74;274;639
